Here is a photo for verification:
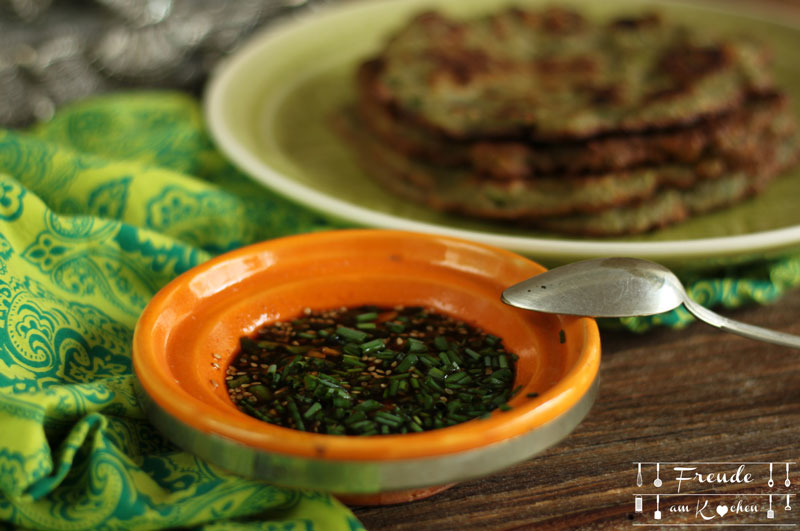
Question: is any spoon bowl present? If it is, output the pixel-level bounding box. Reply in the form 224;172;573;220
502;257;800;349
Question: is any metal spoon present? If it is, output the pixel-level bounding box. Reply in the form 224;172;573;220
501;257;800;349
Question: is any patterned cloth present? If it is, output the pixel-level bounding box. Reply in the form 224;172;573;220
0;92;798;529
0;92;360;530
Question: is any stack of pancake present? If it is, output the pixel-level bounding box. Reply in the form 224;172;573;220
339;6;799;236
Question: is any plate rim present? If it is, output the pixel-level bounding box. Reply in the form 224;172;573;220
204;0;800;265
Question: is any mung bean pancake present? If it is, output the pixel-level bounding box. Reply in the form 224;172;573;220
336;106;798;235
341;5;799;236
358;61;788;177
368;7;775;140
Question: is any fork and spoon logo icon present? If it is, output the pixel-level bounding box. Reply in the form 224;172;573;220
767;463;791;488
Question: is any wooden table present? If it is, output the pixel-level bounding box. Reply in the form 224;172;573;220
353;286;800;529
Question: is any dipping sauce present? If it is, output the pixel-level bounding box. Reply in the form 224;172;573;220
226;305;520;435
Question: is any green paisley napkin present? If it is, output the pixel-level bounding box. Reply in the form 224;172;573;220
0;92;360;530
0;91;799;530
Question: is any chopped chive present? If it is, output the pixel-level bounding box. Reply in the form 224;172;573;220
316;375;343;388
327;424;345;435
395;353;418;373
387;322;405;333
374;416;401;428
465;348;481;360
427;367;446;380
375;411;404;423
249;384;272;400
434;336;449;351
354;399;383;412
342;343;361;356
303;402;323;418
257;340;280;350
419;354;438;367
345;411;367;424
342;354;366;367
303;374;317;391
360;338;385;354
337;325;369;343
448;349;464;365
446;372;467;384
241;402;272;422
286;345;312;354
332;397;351;408
493;368;512;380
356;311;379;322
287;399;305;431
422;393;434;409
407;338;427;353
425;378;444;393
226;375;250;387
350;420;376;432
491;394;508;406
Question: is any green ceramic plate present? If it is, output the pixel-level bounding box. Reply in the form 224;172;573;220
204;0;800;268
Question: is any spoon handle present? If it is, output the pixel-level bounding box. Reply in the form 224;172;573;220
682;298;800;349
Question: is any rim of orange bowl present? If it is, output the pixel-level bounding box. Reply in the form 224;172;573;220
133;229;601;462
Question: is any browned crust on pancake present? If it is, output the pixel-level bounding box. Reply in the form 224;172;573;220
357;59;787;178
470;91;789;179
334;105;798;232
366;7;775;141
339;6;799;236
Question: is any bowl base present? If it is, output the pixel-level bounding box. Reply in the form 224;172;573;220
335;483;456;506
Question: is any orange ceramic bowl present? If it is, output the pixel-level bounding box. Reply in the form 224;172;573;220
133;229;600;502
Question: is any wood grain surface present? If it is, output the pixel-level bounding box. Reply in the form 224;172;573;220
352;286;800;530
